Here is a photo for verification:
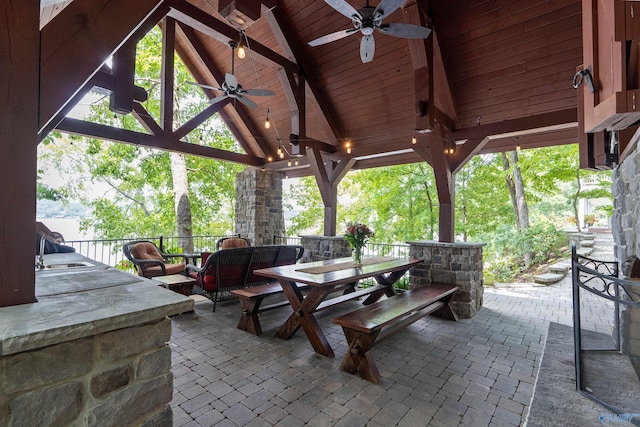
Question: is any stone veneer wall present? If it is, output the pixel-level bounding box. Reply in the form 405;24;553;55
299;235;351;262
611;146;640;356
0;318;173;426
408;241;484;319
235;168;285;246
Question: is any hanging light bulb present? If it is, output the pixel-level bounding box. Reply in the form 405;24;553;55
345;140;352;154
287;160;292;167
294;159;299;166
237;31;246;59
267;156;273;162
264;109;271;129
411;135;417;144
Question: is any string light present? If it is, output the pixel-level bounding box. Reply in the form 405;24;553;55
264;109;271;129
287;160;292;167
237;30;246;58
267;156;273;162
345;140;352;154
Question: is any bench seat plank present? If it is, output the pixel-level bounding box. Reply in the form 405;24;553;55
333;283;459;383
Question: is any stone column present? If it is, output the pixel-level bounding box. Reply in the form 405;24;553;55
408;241;485;319
235;168;285;246
611;148;640;356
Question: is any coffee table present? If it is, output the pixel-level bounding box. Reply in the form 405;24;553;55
153;274;196;296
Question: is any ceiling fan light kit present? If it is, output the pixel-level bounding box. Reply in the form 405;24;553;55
308;0;431;63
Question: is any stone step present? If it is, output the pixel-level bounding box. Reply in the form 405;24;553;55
576;247;593;256
533;272;566;285
549;263;570;274
580;240;594;247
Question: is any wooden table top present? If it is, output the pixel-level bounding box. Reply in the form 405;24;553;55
152;274;196;286
254;257;422;287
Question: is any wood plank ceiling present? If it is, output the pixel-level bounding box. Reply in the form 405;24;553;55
40;0;583;178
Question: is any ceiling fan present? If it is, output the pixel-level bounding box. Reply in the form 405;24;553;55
192;41;274;109
308;0;432;63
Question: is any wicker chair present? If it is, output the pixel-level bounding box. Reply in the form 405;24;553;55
215;237;251;251
123;240;187;278
186;245;304;311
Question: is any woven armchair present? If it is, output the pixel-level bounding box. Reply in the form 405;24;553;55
123;240;187;278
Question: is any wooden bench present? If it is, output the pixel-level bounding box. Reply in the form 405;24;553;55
231;281;387;336
332;283;459;383
231;282;308;336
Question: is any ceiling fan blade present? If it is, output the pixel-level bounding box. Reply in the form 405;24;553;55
373;0;404;20
187;81;222;91
208;94;229;105
236;95;258;109
225;73;238;91
360;34;375;63
325;0;363;21
378;23;431;39
308;29;356;47
243;89;275;97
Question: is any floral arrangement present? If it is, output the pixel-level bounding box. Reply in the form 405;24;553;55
344;222;374;264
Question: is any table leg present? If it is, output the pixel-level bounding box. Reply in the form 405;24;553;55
276;282;335;358
362;267;409;305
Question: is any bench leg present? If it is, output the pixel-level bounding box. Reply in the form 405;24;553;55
237;296;265;336
430;292;459;321
339;328;381;384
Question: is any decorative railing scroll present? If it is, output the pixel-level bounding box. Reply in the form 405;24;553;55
572;244;640;419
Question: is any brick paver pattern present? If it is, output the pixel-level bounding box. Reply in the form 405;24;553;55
169;238;615;426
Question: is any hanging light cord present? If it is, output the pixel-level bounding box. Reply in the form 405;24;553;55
242;32;282;144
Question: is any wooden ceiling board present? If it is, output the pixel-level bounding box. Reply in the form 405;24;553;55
43;0;587;174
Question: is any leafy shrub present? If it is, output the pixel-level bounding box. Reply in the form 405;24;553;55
485;223;567;282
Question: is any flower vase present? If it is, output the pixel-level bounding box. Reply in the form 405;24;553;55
352;247;362;265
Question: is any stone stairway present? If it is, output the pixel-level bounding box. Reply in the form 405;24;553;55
532;230;614;285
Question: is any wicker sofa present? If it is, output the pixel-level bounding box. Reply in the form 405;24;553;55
185;245;304;311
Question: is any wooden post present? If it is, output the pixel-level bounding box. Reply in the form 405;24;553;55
0;0;40;306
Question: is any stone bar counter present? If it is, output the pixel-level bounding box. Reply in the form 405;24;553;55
0;252;193;426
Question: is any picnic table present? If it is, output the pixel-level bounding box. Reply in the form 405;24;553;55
253;256;421;357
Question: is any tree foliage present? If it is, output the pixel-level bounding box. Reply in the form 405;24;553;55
37;27;243;239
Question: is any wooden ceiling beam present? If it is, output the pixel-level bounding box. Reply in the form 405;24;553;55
451;109;578;141
161;17;176;132
166;0;298;74
177;23;271;157
39;0;168;134
56;117;263;166
262;5;342;147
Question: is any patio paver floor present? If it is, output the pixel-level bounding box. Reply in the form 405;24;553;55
169;239;617;426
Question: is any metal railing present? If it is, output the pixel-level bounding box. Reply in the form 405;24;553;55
572;245;640;419
64;234;238;273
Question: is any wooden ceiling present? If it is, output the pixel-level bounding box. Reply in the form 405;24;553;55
40;0;582;178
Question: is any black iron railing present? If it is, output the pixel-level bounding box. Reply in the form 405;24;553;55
64;234;238;272
572;245;640;421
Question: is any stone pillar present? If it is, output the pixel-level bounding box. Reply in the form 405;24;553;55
408;241;484;319
235;168;285;246
300;235;351;262
611;148;640;357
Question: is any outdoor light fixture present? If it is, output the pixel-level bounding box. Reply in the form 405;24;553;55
345;140;352;154
287;160;292;167
237;30;246;58
267;156;273;162
264;109;271;129
411;129;417;144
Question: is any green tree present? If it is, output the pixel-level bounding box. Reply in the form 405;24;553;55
37;27;244;243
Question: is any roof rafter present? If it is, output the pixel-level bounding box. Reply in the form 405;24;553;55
176;23;272;158
39;0;167;135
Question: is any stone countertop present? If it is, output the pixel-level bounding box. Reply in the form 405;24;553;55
0;253;193;356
